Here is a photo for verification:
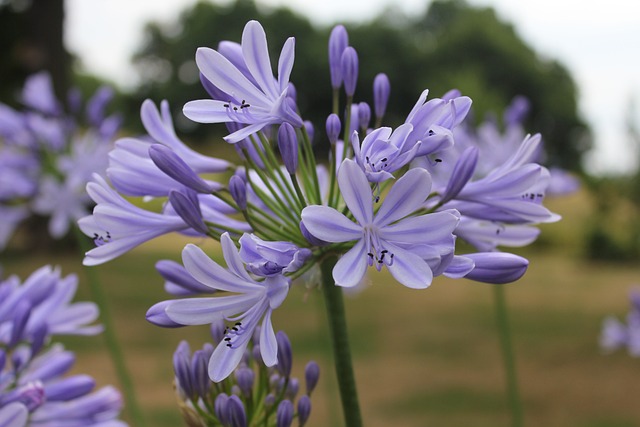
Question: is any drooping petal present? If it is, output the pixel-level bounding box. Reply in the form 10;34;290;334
301;205;362;243
164;294;260;325
260;309;278;366
374;168;432;226
332;239;368;288
338;159;373;225
384;243;433;289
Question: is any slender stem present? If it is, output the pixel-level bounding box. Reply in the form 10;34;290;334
493;285;524;427
73;227;146;427
320;255;363;427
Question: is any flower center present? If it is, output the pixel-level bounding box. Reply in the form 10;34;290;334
223;99;255;123
364;227;394;271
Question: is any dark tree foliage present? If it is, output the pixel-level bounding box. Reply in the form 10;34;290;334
130;0;590;172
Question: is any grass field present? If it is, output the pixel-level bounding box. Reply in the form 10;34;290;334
4;188;640;427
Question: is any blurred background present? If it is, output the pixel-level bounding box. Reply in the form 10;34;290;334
2;0;640;426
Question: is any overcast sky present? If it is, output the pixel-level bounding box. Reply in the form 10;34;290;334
65;0;640;175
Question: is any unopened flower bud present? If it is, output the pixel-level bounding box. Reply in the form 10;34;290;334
157;259;212;296
341;47;358;97
276;399;294;427
226;395;247;427
276;331;293;378
264;393;276;408
9;301;31;348
464;252;529;284
305;361;320;395
373;73;390;119
149;144;214;194
229;175;247;211
146;301;183;328
358;102;371;131
235;367;255;398
329;25;349;89
285;378;299;399
168;190;208;235
304;120;315;143
287;82;298;104
45;375;95;401
297;395;312;426
326;114;341;145
191;349;211;399
214;393;229;425
278;123;299;174
173;341;193;398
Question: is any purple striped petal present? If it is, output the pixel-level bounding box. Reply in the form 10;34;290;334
385;243;433;289
333;239;368;288
338;159;373;225
242;20;279;99
374;168;432;226
301;206;362;243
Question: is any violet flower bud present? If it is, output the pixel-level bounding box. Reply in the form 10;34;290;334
348;103;360;136
235;367;255;398
45;375;95;401
226;395;247;427
326;114;341;145
329;25;349;89
86;86;114;127
297;395;312;426
278;123;299;174
229;175;247;211
276;331;293;378
214;393;230;425
210;319;227;345
0;350;5;371
285;378;299;399
464;252;529;284
276;399;294;427
252;344;261;362
341;47;359;97
168;190;208;235
358;102;371;131
1;382;45;412
146;301;184;328
191;349;211;399
304;361;320;395
173;341;193;398
264;393;276;408
9;300;31;348
504;95;530;127
287;82;298;104
439;146;478;205
304;120;315;144
300;222;328;247
149;144;213;194
156;259;213;296
30;323;48;356
373;73;390;119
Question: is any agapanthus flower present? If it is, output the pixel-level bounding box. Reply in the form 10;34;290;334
147;232;303;381
601;289;640;357
302;159;459;289
0;266;125;426
0;72;121;248
183;20;303;143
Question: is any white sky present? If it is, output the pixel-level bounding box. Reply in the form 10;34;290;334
65;0;640;175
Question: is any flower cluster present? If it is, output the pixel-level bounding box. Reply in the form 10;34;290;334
0;266;125;426
0;72;121;249
600;289;640;356
79;19;560;406
172;326;318;427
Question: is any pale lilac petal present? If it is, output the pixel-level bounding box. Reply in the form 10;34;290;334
374;168;432;226
260;309;278;366
0;402;28;427
338;159;373;225
165;294;259;325
463;252;529;284
242;20;279;99
379;210;459;243
443;255;475;278
223;122;265;144
182;244;262;293
301;206;362;243
209;337;249;383
333;239;368;288
221;233;254;282
183;100;241;123
385;243;433;289
278;38;295;93
439;146;478;204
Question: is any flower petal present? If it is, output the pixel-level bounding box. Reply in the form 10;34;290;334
333;239;368;288
385;243;433;289
165;294;259;325
221;233;254;282
379;210;459;243
260;309;278;366
374;168;432;226
338;159;373;225
278;38;295;93
183;100;242;123
242;20;279;99
209;335;250;383
301;205;362;243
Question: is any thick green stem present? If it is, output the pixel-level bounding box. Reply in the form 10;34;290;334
493;285;524;427
320;256;363;427
74;227;146;427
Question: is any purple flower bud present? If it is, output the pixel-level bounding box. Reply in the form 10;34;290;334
45;375;95;401
168;191;208;235
210;319;227;345
278;123;299;174
67;87;83;114
191;349;211;399
439;146;478;205
348;103;360;136
297;395;312;426
504;95;530;127
358;102;371;131
304;361;320;395
285;378;299;399
149;144;214;194
173;341;194;398
464;252;529;284
157;259;213;296
264;393;276;408
0;350;5;371
1;382;45;412
30;323;48;356
329;25;349;89
86;86;114;127
304;120;315;143
276;331;293;378
226;395;247;427
341;47;358;97
9;301;31;348
300;221;328;246
0;402;28;426
146;301;184;328
252;344;261;361
276;399;294;427
214;393;230;424
235;367;255;398
326;114;341;145
229;175;247;211
373;73;391;119
287;82;298;104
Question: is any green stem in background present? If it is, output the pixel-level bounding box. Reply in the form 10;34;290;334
320;255;363;427
493;285;524;427
73;227;146;427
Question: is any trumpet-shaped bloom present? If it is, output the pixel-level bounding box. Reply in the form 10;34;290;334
147;233;291;382
183;20;302;143
301;159;459;289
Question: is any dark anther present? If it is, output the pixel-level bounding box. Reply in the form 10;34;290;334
381;250;388;254
434;158;442;163
428;129;435;136
233;107;238;111
381;157;388;162
231;327;239;332
235;322;242;326
367;252;374;258
380;253;385;261
224;337;231;341
93;233;98;239
223;103;229;108
226;343;232;347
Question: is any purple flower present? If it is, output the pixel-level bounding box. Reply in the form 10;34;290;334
239;234;311;277
183;20;302;143
147;233;291;382
301;159;459;289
